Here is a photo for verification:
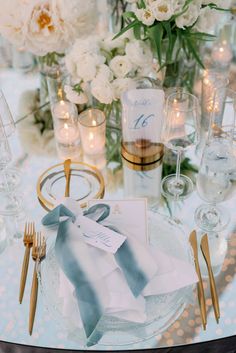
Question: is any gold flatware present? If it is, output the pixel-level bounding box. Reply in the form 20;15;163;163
64;159;71;197
19;222;35;304
189;230;207;330
201;234;220;323
29;232;46;335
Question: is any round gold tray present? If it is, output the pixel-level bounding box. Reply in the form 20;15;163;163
37;161;105;211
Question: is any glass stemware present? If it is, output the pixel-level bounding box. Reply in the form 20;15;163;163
0;89;16;137
195;87;236;233
0;123;22;216
161;91;200;199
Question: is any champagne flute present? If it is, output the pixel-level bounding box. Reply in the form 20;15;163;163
161;91;200;199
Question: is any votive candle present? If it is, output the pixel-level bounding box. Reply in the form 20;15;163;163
78;109;106;155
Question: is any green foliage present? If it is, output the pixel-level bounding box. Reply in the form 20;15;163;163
114;0;222;75
38;52;64;67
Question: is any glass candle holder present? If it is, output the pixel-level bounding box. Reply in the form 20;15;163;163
47;71;69;106
52;100;80;160
201;69;229;132
78;109;106;156
211;40;233;69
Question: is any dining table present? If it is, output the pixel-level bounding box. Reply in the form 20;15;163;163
0;66;236;353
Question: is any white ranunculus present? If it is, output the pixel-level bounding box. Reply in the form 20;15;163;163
112;78;136;100
135;7;155;26
193;7;216;33
91;78;115;104
96;64;114;82
64;85;88;105
109;55;133;78
173;0;186;14
125;40;153;67
0;0;97;56
175;2;201;28
150;0;174;21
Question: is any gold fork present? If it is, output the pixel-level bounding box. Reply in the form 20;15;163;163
19;222;35;304
29;232;46;335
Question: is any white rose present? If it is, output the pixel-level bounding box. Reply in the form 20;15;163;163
135;7;155;26
125;40;153;67
175;2;201;28
64;85;88;105
96;64;114;81
109;55;133;78
150;0;174;21
112;78;136;100
91;78;115;104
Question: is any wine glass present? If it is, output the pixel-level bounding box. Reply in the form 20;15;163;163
161;91;200;199
195;87;236;232
0;90;21;192
0;122;22;216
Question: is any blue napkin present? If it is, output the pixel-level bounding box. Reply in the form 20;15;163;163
42;203;158;346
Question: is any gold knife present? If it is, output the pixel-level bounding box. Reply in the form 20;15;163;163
64;159;71;197
200;234;220;323
189;230;207;330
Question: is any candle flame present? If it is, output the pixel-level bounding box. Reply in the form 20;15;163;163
92;119;97;126
64;123;69;130
89;132;94;141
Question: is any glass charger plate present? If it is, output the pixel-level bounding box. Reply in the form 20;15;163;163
36;161;105;211
38;210;193;348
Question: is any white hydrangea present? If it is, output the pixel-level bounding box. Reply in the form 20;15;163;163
109;55;133;78
125;40;153;67
135;7;155;26
0;0;97;56
150;0;174;21
91;78;115;104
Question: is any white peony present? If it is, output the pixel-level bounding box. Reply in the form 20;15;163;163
175;2;201;28
91;78;115;104
125;40;153;67
113;78;136;100
0;0;97;56
135;7;155;26
109;55;133;78
173;0;186;14
150;0;174;21
64;85;88;105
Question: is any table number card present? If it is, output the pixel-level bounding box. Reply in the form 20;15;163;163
89;199;148;244
121;89;165;143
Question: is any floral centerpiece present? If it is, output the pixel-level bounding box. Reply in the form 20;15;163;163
0;0;97;155
116;0;231;90
65;32;157;126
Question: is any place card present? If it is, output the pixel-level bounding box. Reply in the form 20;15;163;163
76;216;126;254
88;199;148;244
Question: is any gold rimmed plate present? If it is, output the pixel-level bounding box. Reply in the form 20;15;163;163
37;161;105;211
